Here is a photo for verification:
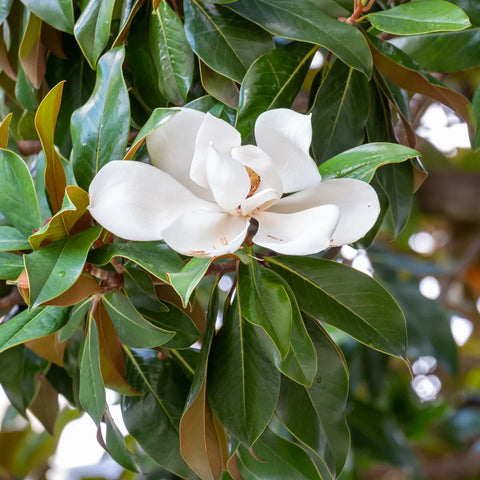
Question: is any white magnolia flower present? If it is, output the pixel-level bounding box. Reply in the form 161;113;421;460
88;108;379;257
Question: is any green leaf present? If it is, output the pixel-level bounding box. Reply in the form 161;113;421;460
238;262;292;359
57;297;92;342
184;0;274;82
391;29;480;73
228;0;372;77
102;291;174;348
0;252;24;279
74;0;116;69
199;61;240;109
376;162;413;237
186;95;236;124
207;296;280;446
448;0;480;26
70;46;130;190
367;0;471;35
0;226;31;251
79;315;105;425
268;256;407;361
122;348;197;479
24;225;102;309
18;10;44;89
167;257;212;307
0;0;12;26
236;42;316;138
311;60;370;164
88;241;184;282
20;0;74;33
150;1;194;105
237;428;323;480
0;149;41;237
319;142;420;182
124;266;169;313
0;306;70;354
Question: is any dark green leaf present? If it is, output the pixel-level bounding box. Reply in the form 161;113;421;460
0;252;24;279
74;0;115;69
184;0;274;82
228;0;372;77
88;241;184;282
102;291;174;348
186;95;236;124
238;262;292;359
150;1;194;104
0;0;12;26
25;225;102;309
199;60;240;109
268;256;407;361
367;0;470;35
124;267;169;313
57;297;92;342
311;60;370;164
0;306;70;354
208;296;280;446
0;149;41;237
236;42;316;138
79;315;105;425
0;226;31;251
447;0;480;26
20;0;74;33
122;348;197;479
319;142;420;182
70;46;130;190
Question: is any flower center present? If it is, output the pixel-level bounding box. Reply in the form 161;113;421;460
245;166;261;198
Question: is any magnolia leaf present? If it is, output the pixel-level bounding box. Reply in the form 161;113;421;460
18;11;45;89
0;112;12;148
42;273;101;307
367;0;471;35
228;0;372;77
35;81;66;214
319;142;420;183
29;185;90;250
19;0;74;33
268;256;408;362
25;225;102;309
74;0;116;69
199;61;239;109
57;297;92;342
25;332;66;366
79;315;106;425
70;46;130;189
0;252;24;279
112;0;143;47
0;306;70;354
0;226;31;251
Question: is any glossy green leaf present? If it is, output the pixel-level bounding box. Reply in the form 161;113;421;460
199;61;239;109
88;241;184;282
238;262;292;359
184;0;274;82
150;1;194;105
268;256;407;361
228;0;372;77
104;408;141;472
0;0;12;26
57;297;92;342
391;29;480;73
122;348;197;479
24;225;102;309
167;257;212;307
0;306;70;353
311;60;370;164
20;0;74;33
70;46;130;190
112;0;143;47
124;267;168;313
186;95;236;124
237;428;323;480
448;0;480;26
319;142;420;182
0;226;31;251
102;291;174;348
15;65;38;112
0;149;41;237
74;0;116;69
367;0;470;35
236;42;316;138
0;252;24;279
376;162;413;237
207;296;280;446
79;315;105;425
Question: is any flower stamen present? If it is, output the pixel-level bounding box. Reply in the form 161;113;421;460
245;166;261;198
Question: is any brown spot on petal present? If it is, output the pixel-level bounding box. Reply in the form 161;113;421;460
267;234;283;241
245;166;261;198
220;237;228;246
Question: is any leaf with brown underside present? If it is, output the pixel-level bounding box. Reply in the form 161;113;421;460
0;26;16;81
28;374;59;435
43;273;101;307
35;81;66;214
19;12;45;89
26;333;66;367
94;301;140;396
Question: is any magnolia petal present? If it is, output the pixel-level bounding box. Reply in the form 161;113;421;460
241;188;279;216
146;108;212;200
270;178;380;246
190;113;241;188
206;145;251;214
253;205;340;256
254;109;321;193
88;161;214;241
162;209;250;257
230;144;283;197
